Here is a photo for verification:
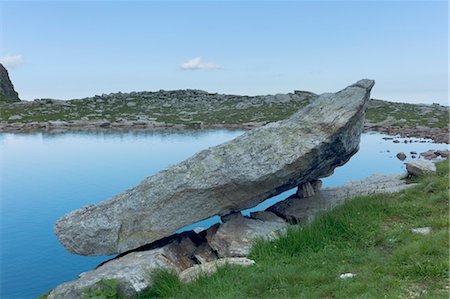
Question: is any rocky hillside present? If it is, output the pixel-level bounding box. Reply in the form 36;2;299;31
0;77;448;142
0;64;20;103
0;89;315;126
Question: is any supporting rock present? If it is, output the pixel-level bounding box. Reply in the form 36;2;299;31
209;212;287;257
297;180;322;198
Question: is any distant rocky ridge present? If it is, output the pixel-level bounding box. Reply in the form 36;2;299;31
0;88;315;129
0;67;448;143
0;64;20;103
0;91;448;143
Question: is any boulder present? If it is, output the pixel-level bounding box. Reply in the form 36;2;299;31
48;236;200;299
55;79;375;256
435;150;449;158
209;212;287;257
420;150;438;160
297;179;322;198
406;160;436;176
396;152;407;161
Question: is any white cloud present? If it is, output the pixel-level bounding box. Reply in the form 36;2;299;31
0;55;24;68
180;57;222;70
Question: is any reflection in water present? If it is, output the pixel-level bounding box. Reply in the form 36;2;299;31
0;130;447;298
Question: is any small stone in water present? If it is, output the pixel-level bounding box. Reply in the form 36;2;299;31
396;152;406;161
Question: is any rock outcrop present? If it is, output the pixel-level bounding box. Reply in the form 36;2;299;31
209;212;287;257
420;150;438;160
406;160;436;177
0;64;20;103
48;234;201;298
55;79;375;256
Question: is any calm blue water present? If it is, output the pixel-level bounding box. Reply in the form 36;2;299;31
0;130;447;299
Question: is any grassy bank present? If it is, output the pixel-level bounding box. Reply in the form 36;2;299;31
133;160;449;299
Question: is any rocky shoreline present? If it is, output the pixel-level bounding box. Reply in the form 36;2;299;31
1;120;448;144
0;119;265;132
363;124;449;144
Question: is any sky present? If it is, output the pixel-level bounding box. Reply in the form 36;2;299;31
0;1;448;105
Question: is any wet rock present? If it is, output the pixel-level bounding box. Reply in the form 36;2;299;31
396;152;407;161
268;174;415;224
55;80;375;256
208;212;287;257
435;150;449;158
406;160;436;177
420;150;438;160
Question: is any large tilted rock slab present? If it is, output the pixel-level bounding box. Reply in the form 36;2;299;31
55;79;375;256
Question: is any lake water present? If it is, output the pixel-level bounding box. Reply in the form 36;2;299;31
0;130;447;299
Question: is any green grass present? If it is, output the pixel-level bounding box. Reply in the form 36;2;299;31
366;100;449;128
135;160;449;299
82;279;128;299
1;94;448;130
0;98;309;125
